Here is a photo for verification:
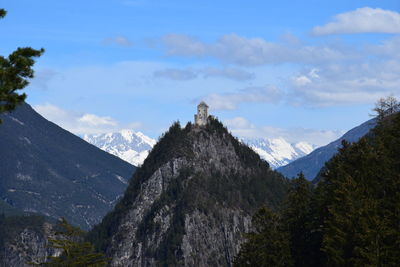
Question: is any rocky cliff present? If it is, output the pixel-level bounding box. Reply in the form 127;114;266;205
0;216;56;267
88;117;289;266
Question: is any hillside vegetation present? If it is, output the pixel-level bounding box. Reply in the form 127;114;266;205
236;112;400;266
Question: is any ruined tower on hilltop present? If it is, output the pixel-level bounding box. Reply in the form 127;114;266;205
194;101;209;126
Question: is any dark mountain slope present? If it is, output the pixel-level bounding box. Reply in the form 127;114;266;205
277;118;376;180
88;118;289;266
0;103;135;229
0;199;25;216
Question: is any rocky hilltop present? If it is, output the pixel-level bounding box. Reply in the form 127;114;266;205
88;117;289;266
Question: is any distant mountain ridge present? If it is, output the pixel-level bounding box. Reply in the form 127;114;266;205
83;130;156;166
84;131;315;169
277;118;377;180
0;103;135;229
241;138;315;169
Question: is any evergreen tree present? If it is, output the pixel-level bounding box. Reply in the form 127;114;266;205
317;114;400;266
234;207;292;267
0;8;44;119
282;173;313;267
34;218;109;267
234;102;400;266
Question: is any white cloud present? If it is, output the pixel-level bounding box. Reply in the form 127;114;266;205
224;117;254;129
201;67;255;81
202;85;284;110
78;114;117;126
292;75;312;86
369;36;400;59
153;66;254;81
103;36;133;46
154;68;197;80
33;103;141;135
162;34;206;56
153;32;400;107
223;117;344;146
160;33;352;66
312;7;400;35
289;60;400;107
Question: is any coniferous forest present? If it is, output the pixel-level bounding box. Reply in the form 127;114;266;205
235;110;400;266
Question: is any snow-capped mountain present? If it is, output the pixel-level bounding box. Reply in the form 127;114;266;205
84;129;315;169
83;130;156;167
241;138;315;169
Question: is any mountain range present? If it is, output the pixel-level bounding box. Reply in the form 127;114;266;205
83;130;156;167
277;118;377;180
84;131;315;169
241;138;314;169
0;103;135;229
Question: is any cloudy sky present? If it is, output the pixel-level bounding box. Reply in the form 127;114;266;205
1;0;399;146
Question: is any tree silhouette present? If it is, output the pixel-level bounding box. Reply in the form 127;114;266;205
0;8;44;120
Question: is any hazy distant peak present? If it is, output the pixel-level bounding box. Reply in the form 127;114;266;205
294;141;314;154
240;137;316;169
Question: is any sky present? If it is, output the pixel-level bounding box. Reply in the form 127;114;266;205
1;0;400;146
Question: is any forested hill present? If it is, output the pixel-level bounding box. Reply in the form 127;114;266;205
235;112;400;266
0;102;135;230
88;117;289;266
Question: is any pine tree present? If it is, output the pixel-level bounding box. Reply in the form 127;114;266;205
234;207;292;267
33;218;109;267
317;114;400;266
282;173;313;267
0;8;44;119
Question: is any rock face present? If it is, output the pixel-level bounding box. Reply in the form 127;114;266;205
0;217;56;267
88;118;289;266
0;103;135;230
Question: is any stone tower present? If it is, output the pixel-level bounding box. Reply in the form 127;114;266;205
194;101;209;126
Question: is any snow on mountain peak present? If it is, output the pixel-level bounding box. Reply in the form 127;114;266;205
84;130;315;170
120;129;134;143
294;141;314;154
241;137;316;169
136;131;157;146
83;130;156;166
268;138;297;160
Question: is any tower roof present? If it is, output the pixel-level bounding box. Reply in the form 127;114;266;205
198;101;209;108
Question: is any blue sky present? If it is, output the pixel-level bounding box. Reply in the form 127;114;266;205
1;0;400;145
